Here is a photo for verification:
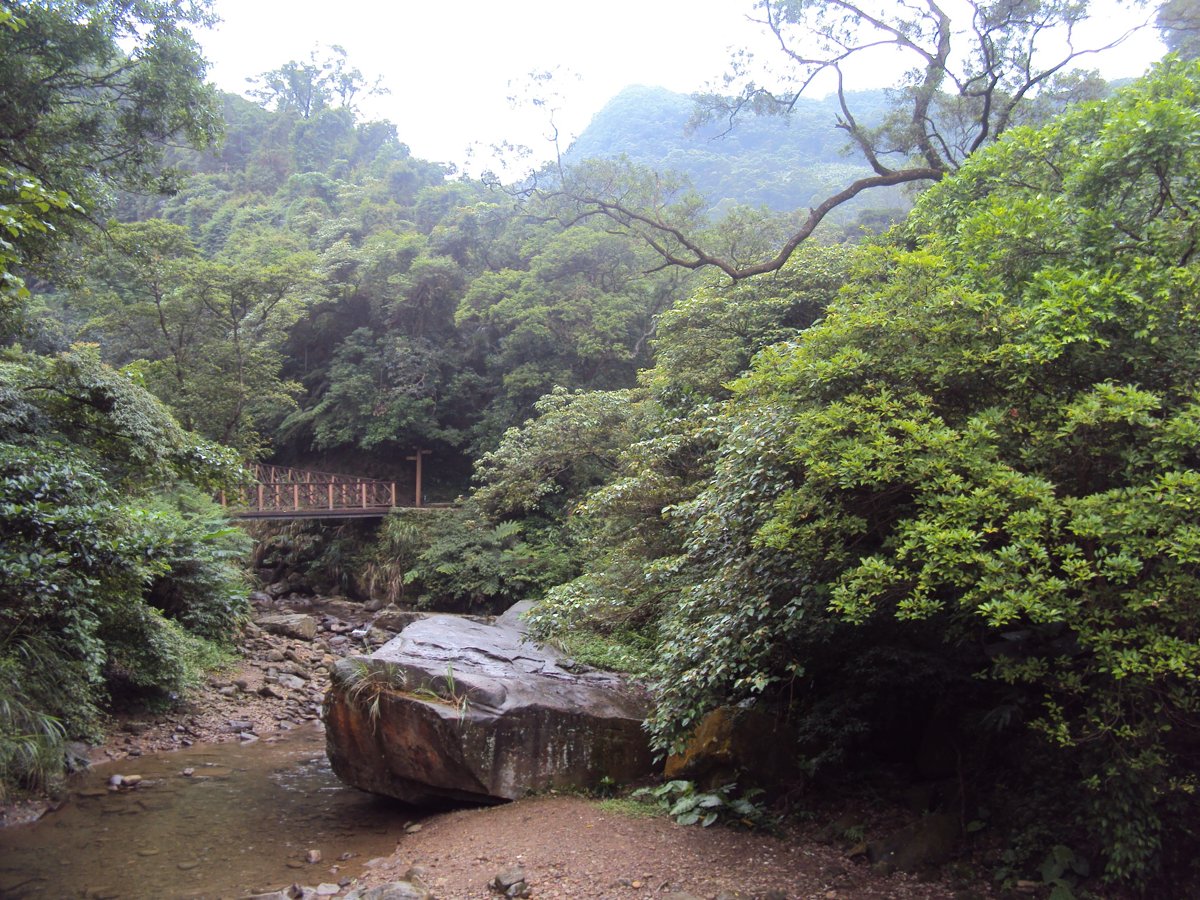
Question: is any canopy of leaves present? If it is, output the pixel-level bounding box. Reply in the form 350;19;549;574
0;0;221;216
523;60;1200;888
1159;0;1200;59
661;60;1200;883
0;0;246;799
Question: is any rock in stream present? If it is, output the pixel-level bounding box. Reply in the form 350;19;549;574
323;602;654;805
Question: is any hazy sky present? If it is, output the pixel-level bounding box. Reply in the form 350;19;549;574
197;1;1167;174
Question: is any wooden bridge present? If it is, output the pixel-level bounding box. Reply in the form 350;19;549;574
224;463;415;519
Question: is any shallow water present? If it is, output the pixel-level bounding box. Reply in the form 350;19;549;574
0;724;418;899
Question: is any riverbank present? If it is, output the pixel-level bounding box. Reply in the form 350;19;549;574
349;793;990;900
4;596;995;899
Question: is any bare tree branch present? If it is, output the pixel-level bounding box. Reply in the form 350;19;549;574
530;0;1147;279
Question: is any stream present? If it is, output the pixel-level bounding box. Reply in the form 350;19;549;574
0;723;418;899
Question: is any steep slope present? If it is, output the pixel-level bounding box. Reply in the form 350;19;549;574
565;84;908;223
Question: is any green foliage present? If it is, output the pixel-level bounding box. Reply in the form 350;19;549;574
540;626;657;676
79;221;318;452
1159;1;1200;59
0;641;67;799
248;45;386;120
0;345;249;792
0;1;249;803
594;795;663;819
648;244;850;403
357;511;431;605
400;504;573;612
342;658;406;729
473;387;645;517
0;0;221;224
249;518;376;597
455;219;690;449
635;61;1200;885
140;488;251;641
632;780;773;829
0;164;76;333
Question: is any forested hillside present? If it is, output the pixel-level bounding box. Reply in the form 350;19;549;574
5;0;1200;893
28;90;696;488
566;84;909;225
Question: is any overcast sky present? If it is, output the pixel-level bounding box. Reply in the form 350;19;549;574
197;1;1167;175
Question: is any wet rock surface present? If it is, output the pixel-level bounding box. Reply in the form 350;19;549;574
325;601;655;805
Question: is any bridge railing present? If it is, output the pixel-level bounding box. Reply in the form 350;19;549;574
224;464;399;517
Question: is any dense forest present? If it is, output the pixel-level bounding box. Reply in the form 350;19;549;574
5;0;1200;892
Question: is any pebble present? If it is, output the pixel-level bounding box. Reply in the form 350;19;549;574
177;861;200;871
306;849;323;864
316;885;341;896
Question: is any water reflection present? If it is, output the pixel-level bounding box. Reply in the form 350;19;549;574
0;724;415;899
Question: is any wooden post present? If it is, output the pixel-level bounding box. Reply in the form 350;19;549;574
292;483;300;511
390;482;397;508
406;449;432;507
257;483;264;512
327;482;334;510
360;481;367;508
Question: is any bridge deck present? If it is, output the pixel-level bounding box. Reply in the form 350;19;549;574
224;463;432;519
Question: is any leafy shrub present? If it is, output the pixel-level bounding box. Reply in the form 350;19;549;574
400;503;575;612
0;643;68;799
0;346;248;793
142;488;251;641
632;779;773;829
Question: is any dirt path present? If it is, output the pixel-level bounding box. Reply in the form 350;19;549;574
355;794;986;900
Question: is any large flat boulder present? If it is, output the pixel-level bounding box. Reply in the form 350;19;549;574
323;602;654;805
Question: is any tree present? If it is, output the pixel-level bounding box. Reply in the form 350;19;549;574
1;344;247;789
0;0;252;800
639;60;1200;883
523;245;852;672
1;165;74;335
548;0;1140;278
1158;0;1200;58
80;221;319;453
0;0;221;216
247;45;387;119
455;219;690;446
